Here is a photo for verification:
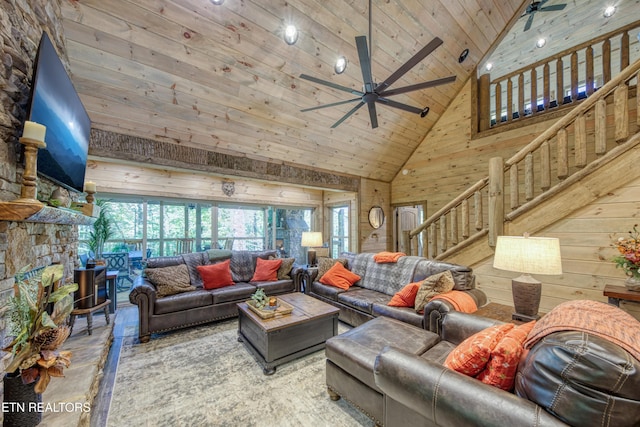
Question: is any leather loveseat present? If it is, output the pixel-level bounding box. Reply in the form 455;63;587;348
326;307;640;427
129;250;299;342
305;252;486;328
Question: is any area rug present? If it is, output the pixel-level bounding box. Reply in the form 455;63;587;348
108;319;373;426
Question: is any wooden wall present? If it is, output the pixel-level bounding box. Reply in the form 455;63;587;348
474;176;640;320
392;75;640;319
86;159;324;208
392;78;555;214
359;179;391;253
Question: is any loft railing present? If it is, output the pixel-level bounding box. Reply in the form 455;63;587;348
405;57;640;258
478;21;640;132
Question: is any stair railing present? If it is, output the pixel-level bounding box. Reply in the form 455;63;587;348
407;57;640;258
478;21;640;132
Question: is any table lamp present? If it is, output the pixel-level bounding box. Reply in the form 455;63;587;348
493;233;562;321
301;232;323;267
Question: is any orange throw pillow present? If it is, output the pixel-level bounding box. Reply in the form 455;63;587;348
250;258;282;282
477;321;536;391
197;259;234;289
444;323;514;376
388;282;421;307
319;262;361;290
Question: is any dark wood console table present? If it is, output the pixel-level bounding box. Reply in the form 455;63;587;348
603;284;640;307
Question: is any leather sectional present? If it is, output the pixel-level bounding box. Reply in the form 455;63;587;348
305;252;486;328
129;250;299;342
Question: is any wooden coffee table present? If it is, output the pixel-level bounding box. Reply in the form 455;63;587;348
237;292;339;375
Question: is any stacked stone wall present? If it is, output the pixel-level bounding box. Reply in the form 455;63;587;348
0;0;79;401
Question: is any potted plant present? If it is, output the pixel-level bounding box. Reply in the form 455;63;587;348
88;199;115;262
612;224;640;291
2;264;78;426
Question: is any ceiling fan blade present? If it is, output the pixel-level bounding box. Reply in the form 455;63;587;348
376;98;423;115
539;4;566;12
331;101;365;128
367;102;378;129
355;36;374;87
524;13;535;31
300;97;361;112
299;74;363;95
376;37;443;92
378;75;456;97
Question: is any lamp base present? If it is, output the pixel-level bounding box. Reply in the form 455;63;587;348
511;274;542;321
307;249;317;267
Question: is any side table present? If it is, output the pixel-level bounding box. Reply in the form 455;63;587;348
474;302;543;325
106;270;118;313
603;284;640;307
69;299;111;335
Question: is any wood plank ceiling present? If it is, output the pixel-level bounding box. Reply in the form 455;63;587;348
57;0;562;183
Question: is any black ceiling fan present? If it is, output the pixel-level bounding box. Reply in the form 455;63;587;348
298;0;456;129
522;0;567;32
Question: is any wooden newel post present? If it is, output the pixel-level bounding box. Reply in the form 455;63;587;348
19;137;46;201
488;157;504;247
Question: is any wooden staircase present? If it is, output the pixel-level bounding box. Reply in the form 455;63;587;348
404;57;640;272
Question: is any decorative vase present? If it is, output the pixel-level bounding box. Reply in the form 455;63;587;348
2;372;42;427
625;276;640;291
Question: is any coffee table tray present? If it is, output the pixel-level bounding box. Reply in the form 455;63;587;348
246;299;293;319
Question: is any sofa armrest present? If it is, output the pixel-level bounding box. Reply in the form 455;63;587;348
423;288;488;335
129;276;158;342
374;346;568;427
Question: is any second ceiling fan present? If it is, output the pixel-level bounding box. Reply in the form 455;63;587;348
299;0;456;129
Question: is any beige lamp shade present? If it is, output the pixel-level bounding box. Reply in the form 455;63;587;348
493;235;562;275
301;231;323;247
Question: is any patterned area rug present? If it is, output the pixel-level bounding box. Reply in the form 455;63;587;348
108;319;373;426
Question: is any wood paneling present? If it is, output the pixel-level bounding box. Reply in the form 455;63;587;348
57;0;534;183
86;160;323;208
472;177;640;320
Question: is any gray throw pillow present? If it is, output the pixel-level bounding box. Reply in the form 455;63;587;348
145;264;195;298
414;270;455;313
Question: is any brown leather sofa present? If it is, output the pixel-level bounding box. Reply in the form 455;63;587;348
306;252;485;328
325;309;640;427
129;250;299;342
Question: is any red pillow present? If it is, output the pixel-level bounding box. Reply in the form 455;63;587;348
477;321;536;391
388;282;421;307
319;262;361;290
197;259;234;289
444;323;514;376
250;258;282;282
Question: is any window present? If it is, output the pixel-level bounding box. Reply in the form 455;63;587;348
330;206;349;257
80;197;314;262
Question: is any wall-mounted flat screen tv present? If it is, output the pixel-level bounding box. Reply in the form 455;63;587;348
25;32;91;193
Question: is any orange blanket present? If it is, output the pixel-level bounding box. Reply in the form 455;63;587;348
524;300;640;361
373;251;406;263
430;290;477;313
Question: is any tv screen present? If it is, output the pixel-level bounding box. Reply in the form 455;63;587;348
26;32;90;193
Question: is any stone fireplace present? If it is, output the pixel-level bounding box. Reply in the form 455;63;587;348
0;0;80;394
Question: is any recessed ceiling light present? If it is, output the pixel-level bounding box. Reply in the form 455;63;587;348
334;56;347;74
210;0;224;5
284;24;299;45
603;5;616;17
536;38;546;48
485;62;493;71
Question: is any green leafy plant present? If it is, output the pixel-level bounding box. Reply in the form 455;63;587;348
89;199;115;259
3;264;78;393
250;288;268;309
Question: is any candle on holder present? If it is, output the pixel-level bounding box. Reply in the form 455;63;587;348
22;121;46;143
84;181;96;193
84;181;96;204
